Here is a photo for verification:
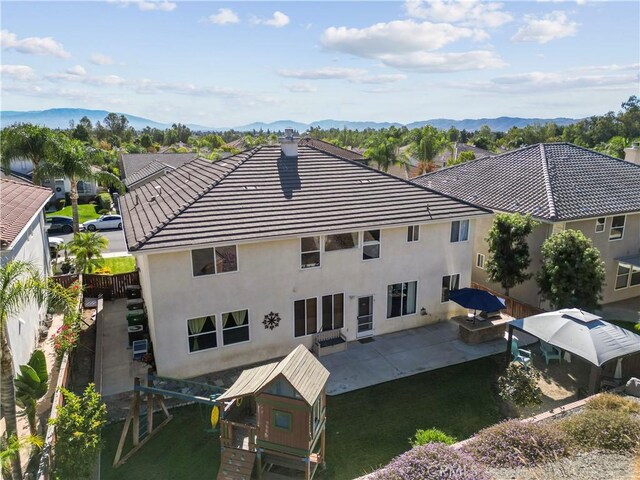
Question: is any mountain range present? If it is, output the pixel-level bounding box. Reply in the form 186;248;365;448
0;108;578;132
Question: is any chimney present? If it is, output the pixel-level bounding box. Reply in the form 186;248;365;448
624;142;640;165
279;128;300;158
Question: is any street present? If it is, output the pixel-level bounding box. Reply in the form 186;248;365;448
49;228;128;254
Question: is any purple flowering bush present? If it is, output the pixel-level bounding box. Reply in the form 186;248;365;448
464;419;568;468
370;443;489;480
559;409;640;452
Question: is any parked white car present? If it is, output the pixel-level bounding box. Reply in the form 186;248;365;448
82;215;123;231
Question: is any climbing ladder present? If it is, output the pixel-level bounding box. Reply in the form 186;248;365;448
217;448;257;480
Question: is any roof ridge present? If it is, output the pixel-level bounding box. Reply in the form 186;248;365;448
130;148;261;250
538;144;557;221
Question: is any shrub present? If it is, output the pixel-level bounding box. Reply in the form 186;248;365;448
56;198;66;210
464;420;569;468
559;409;640;452
64;192;71;206
410;428;457;447
586;393;640;415
370;443;489;480
497;363;543;407
635;322;640;333
96;192;112;211
98;208;110;215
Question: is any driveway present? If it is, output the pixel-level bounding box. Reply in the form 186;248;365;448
48;228;127;254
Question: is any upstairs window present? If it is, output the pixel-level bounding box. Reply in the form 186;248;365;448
222;309;249;345
595;217;606;233
321;293;344;331
450;220;469;243
476;253;485;269
407;225;420;242
362;229;381;260
609;216;625;241
294;298;317;337
616;263;640;290
441;274;460;302
187;315;217;353
192;245;238;276
387;281;417;318
325;232;358;251
301;236;320;269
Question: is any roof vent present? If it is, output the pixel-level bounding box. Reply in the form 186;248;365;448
155;185;162;197
279;128;300;158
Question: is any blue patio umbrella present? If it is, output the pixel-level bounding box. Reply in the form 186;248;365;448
448;288;506;318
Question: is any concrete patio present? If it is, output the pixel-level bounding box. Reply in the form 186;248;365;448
321;321;535;395
598;297;640;323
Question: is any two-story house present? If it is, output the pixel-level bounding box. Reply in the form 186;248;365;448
119;135;490;378
413;143;640;308
0;178;53;367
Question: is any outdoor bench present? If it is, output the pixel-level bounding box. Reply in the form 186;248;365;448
313;329;347;357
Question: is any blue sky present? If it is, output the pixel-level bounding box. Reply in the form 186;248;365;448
1;1;638;127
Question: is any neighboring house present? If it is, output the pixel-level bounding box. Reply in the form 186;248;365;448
413;143;640;307
9;158;98;200
385;142;494;180
120;137;490;378
120;152;197;190
0;179;53;368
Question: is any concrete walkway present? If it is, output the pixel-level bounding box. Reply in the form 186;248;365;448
320;321;535;395
598;297;640;323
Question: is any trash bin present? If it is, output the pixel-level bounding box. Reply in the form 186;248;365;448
127;324;145;346
127;309;146;327
126;298;144;311
125;285;141;299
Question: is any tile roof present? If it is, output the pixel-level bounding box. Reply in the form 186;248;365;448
120;153;198;179
0;179;52;249
298;137;366;162
120;144;489;252
124;160;175;188
412;143;640;221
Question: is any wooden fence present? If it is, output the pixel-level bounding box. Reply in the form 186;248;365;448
470;282;545;319
52;271;139;299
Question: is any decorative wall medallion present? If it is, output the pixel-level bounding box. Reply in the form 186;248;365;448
263;312;281;330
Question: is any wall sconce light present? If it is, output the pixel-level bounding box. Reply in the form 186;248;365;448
420;307;427;316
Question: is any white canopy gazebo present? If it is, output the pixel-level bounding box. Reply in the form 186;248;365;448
507;308;640;392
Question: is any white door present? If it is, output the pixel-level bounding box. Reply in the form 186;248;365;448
357;296;374;337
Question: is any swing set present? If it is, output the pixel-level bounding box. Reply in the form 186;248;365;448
112;371;226;468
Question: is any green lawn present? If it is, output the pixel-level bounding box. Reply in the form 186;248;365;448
101;256;136;274
100;357;505;480
47;204;101;224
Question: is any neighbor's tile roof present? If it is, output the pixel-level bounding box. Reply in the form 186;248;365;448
0;179;52;248
120;153;198;178
124;160;174;188
412;143;640;221
298;137;366;162
120;144;489;252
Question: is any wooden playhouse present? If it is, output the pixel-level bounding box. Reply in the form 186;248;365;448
216;345;330;480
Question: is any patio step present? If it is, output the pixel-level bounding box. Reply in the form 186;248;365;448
217;448;256;480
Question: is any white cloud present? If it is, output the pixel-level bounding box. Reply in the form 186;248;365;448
321;20;475;57
251;11;290;28
512;11;578;44
378;50;506;72
208;8;239;25
537;0;586;5
405;0;513;28
89;53;116;65
0;64;36;80
284;83;317;93
0;29;71;58
277;67;407;84
110;0;176;12
66;65;86;76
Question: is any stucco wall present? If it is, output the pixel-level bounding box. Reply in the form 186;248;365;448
141;220;478;378
566;213;640;304
0;212;50;368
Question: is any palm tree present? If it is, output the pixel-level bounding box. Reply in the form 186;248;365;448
0;123;54;185
1;434;43;479
0;261;76;479
364;131;409;173
408;125;452;175
68;232;109;273
41;135;123;233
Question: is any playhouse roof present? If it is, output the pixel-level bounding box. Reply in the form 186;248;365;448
218;345;329;405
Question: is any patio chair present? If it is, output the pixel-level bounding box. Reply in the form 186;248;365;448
540;341;562;365
511;341;532;367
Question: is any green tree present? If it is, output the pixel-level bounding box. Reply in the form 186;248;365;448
139;132;153;150
364;130;408;172
498;363;543;408
447;150;475;166
0;123;54;185
41;134;123;233
537;229;605;310
408;125;451;175
486;213;538;296
0;261;76;479
50;384;107;480
14;349;48;435
1;434;43;479
68;232;109;273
